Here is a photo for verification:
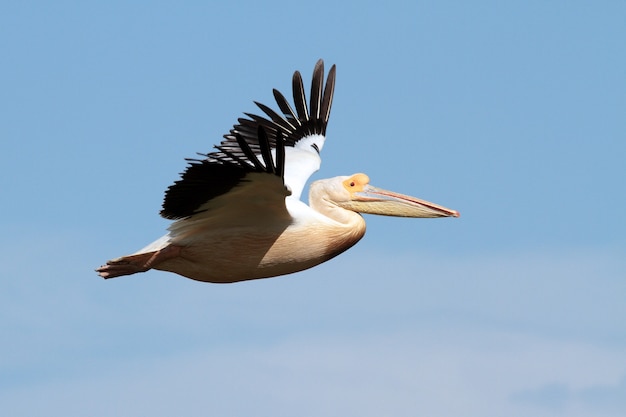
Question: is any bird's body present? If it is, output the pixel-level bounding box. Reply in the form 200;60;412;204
125;176;366;283
97;60;459;283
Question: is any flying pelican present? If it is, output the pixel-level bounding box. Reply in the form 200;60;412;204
96;60;459;283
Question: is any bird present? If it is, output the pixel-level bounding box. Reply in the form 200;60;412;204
96;59;459;283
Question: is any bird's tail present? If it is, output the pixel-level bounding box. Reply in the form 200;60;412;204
95;252;158;279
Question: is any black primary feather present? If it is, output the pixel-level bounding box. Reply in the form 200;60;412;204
160;59;336;220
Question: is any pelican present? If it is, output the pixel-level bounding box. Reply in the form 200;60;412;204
96;60;459;283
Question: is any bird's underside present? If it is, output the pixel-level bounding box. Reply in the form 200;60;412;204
96;211;366;283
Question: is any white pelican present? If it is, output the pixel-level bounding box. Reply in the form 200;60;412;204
97;60;459;283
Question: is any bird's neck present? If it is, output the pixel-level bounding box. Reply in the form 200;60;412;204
308;193;366;231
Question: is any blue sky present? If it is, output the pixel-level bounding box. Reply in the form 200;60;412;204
1;1;625;416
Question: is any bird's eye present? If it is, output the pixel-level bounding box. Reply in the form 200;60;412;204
343;175;369;192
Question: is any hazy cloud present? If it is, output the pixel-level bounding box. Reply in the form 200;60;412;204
1;235;625;417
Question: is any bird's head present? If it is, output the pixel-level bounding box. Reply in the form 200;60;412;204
311;173;460;218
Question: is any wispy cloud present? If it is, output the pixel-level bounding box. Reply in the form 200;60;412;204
512;375;626;415
1;236;625;416
2;326;625;417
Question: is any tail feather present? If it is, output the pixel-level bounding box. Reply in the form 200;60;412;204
96;252;157;279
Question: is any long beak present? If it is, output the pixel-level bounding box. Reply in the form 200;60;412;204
347;184;460;218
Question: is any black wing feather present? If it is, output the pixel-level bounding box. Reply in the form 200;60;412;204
275;130;285;181
235;130;265;172
257;127;275;175
253;101;298;133
160;59;336;220
292;70;309;122
273;89;299;123
319;65;336;135
309;60;323;120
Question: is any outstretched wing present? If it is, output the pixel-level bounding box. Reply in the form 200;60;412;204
160;59;336;220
